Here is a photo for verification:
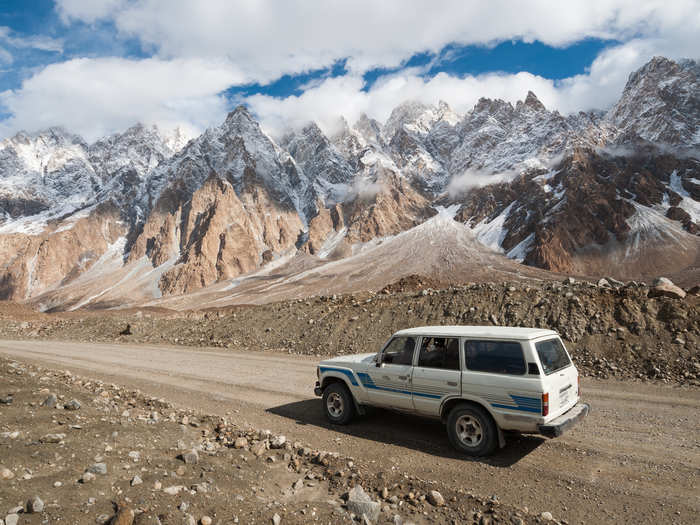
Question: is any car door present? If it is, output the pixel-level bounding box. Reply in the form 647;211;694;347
359;336;416;410
411;336;462;416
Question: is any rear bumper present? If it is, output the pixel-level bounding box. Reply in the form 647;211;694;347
538;402;590;438
314;381;322;397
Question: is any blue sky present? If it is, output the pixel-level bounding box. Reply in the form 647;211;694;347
0;1;697;140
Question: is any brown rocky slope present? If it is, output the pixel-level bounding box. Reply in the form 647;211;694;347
1;277;698;386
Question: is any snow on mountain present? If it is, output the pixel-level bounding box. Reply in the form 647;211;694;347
144;105;317;226
608;57;699;146
279;121;355;204
0;123;191;230
1;56;698;306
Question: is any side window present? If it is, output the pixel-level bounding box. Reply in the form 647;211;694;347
418;337;461;370
464;340;526;375
381;337;416;366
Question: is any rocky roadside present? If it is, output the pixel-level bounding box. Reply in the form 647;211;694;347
0;357;563;525
0;277;698;386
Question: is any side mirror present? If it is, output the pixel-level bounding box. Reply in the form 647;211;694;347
375;354;382;367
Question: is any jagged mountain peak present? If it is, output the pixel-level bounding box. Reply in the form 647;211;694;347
520;90;547;112
5;126;86;149
472;97;514;115
384;100;438;140
221;105;261;136
353;113;383;145
608;56;699;145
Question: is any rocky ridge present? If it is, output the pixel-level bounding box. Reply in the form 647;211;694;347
1;276;697;385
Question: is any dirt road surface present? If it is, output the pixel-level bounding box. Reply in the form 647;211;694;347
1;339;698;524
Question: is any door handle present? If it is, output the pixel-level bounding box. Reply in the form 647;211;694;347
447;381;458;386
398;375;409;380
382;375;391;380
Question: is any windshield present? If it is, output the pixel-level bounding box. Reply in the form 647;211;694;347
535;337;572;375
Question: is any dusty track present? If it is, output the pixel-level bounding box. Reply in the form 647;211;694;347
1;339;698;524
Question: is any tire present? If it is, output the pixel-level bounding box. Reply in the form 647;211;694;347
322;382;356;425
447;404;498;456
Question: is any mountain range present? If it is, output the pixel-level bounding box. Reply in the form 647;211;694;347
0;56;698;310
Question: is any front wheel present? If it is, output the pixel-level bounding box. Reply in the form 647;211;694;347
447;404;497;456
322;382;356;425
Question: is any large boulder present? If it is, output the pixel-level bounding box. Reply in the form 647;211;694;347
649;277;686;299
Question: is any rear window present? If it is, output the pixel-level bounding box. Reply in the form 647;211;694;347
464;340;526;375
535;338;572;375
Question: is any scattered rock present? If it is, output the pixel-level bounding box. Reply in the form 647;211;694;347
0;467;14;480
346;485;380;523
163;485;185;495
40;433;66;443
41;394;57;408
64;399;81;410
540;511;553;521
131;475;142;486
87;462;107;475
181;448;199;465
200;517;212;525
4;514;19;525
427;490;445;507
270;435;287;449
81;471;96;483
234;437;248;449
271;514;281;525
0;394;12;405
26;495;44;513
251;440;267;457
110;503;134;525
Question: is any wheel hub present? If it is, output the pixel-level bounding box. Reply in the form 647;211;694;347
326;392;344;417
456;414;483;447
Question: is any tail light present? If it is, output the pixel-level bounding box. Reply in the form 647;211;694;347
542;393;549;417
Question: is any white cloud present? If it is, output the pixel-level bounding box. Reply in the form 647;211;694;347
55;0;700;81
447;169;518;197
0;26;63;53
0;46;12;65
55;0;126;25
0;57;245;141
0;1;697;140
245;34;699;138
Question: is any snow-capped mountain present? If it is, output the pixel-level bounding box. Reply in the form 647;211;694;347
608;56;700;146
0;56;698;308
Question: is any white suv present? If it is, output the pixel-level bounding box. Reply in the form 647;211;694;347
314;326;589;456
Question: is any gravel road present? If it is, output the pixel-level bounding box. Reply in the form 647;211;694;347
1;339;698;524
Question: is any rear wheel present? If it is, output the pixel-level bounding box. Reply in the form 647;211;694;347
322;382;355;425
447;404;497;456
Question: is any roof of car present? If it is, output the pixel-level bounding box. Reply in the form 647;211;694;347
392;325;558;340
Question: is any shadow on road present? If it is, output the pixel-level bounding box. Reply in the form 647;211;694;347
267;399;544;467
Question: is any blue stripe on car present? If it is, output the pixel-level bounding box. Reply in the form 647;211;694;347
357;372;442;399
491;403;541;413
490;394;542;413
320;366;358;386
